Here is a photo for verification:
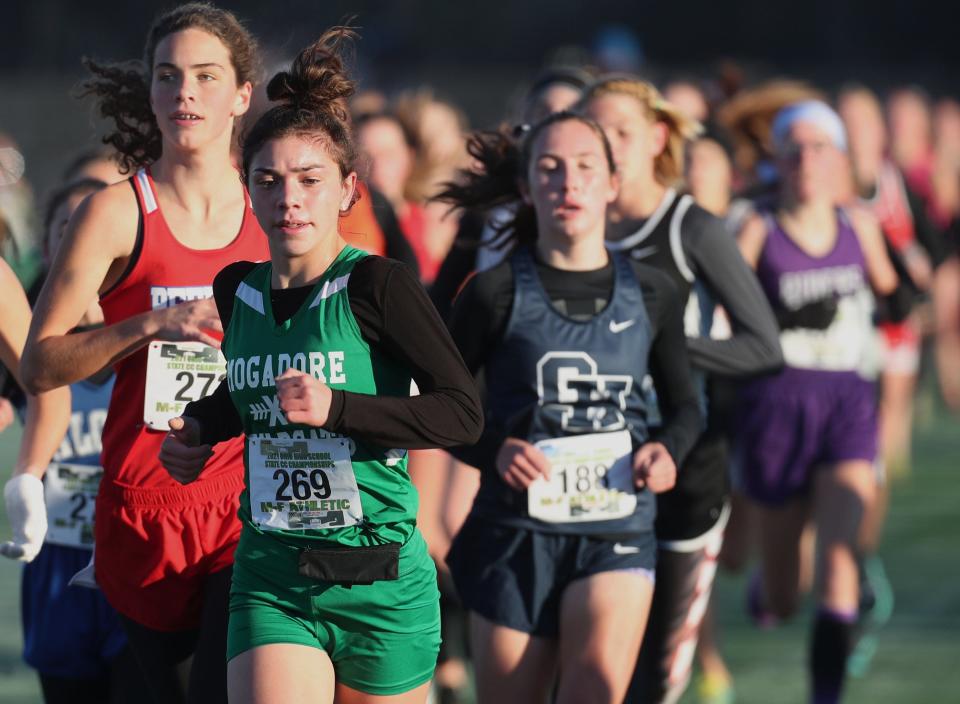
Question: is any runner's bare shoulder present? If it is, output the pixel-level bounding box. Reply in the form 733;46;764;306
65;178;141;264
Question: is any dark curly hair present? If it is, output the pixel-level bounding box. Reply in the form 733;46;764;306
78;3;260;174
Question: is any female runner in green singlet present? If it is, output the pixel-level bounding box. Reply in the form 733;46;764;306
159;28;482;704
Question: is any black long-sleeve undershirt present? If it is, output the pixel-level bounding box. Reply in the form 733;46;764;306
184;256;483;450
446;254;703;471
678;205;784;377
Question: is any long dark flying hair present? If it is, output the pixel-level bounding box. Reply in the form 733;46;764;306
240;26;360;213
435;111;615;251
78;3;261;174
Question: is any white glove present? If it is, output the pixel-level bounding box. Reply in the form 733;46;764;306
1;474;47;562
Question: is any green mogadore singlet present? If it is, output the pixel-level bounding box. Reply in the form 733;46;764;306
222;247;440;693
223;246;418;547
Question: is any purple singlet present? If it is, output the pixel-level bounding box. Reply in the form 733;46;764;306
736;210;879;505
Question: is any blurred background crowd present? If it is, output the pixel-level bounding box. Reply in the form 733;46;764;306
1;2;959;703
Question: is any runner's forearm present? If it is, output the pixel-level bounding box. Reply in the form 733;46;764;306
15;386;71;478
327;261;483;448
22;311;161;394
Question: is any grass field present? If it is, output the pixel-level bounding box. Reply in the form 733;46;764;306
677;391;960;703
0;396;957;703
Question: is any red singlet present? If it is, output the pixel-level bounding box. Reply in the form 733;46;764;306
95;168;269;630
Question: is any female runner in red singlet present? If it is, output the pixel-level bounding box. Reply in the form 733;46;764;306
22;5;268;703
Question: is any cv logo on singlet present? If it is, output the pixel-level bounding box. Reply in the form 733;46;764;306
536;352;634;432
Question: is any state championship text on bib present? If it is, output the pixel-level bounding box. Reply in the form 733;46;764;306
143;341;227;429
248;436;363;531
527;430;636;523
44;462;102;548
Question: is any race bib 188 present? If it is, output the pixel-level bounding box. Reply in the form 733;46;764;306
527;430;636;523
248;436;363;531
44;462;102;548
143;341;226;429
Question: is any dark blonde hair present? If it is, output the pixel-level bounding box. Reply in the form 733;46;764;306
581;77;702;186
79;3;261;173
393;89;470;202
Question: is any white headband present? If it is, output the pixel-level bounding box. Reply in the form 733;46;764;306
772;100;847;153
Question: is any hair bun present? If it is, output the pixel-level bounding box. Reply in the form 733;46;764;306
265;27;356;121
264;70;297;104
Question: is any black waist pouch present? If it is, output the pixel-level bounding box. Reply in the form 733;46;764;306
298;542;400;585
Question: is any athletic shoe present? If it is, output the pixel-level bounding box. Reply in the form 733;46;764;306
849;555;895;677
695;671;735;704
864;555;895;628
847;634;877;678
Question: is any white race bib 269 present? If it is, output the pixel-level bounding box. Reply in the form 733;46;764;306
143;341;226;429
44;462;102;548
527;430;636;523
248;437;363;531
